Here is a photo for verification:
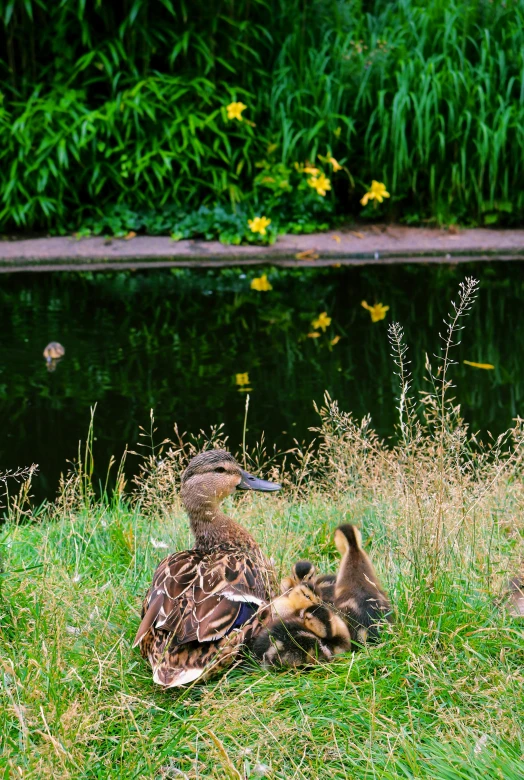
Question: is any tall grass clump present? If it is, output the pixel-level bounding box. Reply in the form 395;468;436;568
1;1;523;234
1;277;523;778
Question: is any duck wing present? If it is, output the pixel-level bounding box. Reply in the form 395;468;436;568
133;547;268;649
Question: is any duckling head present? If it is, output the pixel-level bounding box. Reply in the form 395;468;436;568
180;449;281;516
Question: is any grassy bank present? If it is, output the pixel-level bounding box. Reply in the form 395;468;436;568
1;480;523;778
1;278;523;778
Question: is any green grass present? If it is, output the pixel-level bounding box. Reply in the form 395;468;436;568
1;491;522;779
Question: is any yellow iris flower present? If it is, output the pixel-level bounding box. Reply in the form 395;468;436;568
329;157;342;172
360;180;390;206
304;166;320;175
248;216;271;235
250;274;273;291
463;360;495;370
361;301;390;322
330;335;341;345
226;102;247;121
312;312;332;331
308;173;332;197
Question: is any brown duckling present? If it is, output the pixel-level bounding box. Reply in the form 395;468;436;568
251;584;351;667
504;577;524;618
334;524;392;646
280;560;337;604
134;450;281;687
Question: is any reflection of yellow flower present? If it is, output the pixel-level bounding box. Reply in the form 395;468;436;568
463;360;495;370
312;311;332;331
248;216;271;235
361;300;390;322
235;373;252;391
360;180;390;206
330;335;341;345
226;102;247;121
308;173;331;197
329;157;342;172
250;274;273;291
307;332;321;338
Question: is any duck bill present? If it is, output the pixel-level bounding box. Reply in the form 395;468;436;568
237;469;281;492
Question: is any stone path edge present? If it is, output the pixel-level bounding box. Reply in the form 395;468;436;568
1;227;523;272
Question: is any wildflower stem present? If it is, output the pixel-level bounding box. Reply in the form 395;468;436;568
242;393;250;469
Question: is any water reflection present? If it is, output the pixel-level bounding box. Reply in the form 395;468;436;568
0;263;522;501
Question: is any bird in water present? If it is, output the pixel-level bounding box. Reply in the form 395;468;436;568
43;341;65;372
133;450;281;688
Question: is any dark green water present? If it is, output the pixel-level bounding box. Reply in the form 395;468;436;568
1;263;522;502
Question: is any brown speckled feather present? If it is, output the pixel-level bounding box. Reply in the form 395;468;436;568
135;547;271;685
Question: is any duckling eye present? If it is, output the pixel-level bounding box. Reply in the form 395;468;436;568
215;467;226;473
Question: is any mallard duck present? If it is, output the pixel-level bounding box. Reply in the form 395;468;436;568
251;584;351;667
43;341;65;361
333;524;392;646
280;560;336;604
43;341;65;372
133;450;281;687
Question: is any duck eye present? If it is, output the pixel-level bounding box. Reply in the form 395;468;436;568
215;467;226;473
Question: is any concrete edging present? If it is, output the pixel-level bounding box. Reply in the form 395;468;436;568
1;226;523;272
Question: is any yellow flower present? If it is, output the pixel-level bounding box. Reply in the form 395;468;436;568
463;360;495;370
248;216;271;235
307;332;321;338
360;180;390;206
330;335;341;345
226;102;247;121
361;300;390;322
329;157;342;172
304;166;320;175
312;311;332;331
235;373;251;386
250;274;273;292
308;173;331;197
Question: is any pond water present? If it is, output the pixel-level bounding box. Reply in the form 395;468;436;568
1;263;523;502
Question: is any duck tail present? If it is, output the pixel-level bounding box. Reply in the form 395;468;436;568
152;662;205;687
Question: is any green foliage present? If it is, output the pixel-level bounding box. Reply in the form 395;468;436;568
0;0;523;233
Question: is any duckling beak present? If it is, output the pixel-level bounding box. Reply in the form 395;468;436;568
237;470;281;492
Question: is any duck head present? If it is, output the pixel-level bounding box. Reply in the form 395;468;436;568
181;449;281;509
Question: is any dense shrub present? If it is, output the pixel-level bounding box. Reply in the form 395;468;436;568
1;0;523;235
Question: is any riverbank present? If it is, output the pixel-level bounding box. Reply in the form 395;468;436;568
2;379;524;779
1;488;522;779
1;226;524;272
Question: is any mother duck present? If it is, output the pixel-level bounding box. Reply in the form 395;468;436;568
133;449;281;687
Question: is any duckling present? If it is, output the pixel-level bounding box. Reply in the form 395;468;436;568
271;582;321;619
43;341;65;372
280;560;336;604
504;577;524;618
251;584;351;667
333;524;392;646
133;450;281;687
